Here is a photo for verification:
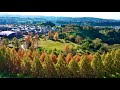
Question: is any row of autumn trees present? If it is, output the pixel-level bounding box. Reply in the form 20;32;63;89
0;45;120;78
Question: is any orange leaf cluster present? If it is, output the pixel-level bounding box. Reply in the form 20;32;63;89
50;53;57;63
40;51;47;62
66;53;72;64
86;54;94;62
73;54;81;62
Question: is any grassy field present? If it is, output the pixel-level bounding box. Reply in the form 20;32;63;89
39;38;79;51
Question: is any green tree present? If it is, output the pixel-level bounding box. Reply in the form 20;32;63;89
21;57;31;75
79;56;93;78
3;38;9;46
58;33;66;39
55;57;71;78
31;57;45;78
68;59;80;78
91;52;104;78
112;49;120;74
103;52;114;76
43;55;58;78
0;46;6;72
12;37;20;49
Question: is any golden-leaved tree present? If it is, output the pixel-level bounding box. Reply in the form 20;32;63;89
54;32;59;41
73;54;81;62
21;57;32;75
103;52;114;76
43;55;58;78
79;56;93;78
68;59;80;78
112;49;120;74
66;53;72;64
34;33;40;48
40;51;47;62
50;52;57;64
91;52;104;78
31;57;45;78
55;53;71;78
64;45;71;54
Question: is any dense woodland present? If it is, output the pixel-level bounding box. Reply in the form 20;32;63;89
0;17;120;78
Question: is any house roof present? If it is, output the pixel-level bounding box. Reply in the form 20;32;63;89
0;31;16;36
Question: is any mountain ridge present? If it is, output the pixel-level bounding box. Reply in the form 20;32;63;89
0;14;119;20
0;14;120;26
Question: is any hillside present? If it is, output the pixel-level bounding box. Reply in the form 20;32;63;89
0;15;120;26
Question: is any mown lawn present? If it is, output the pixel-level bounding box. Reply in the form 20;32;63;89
39;38;79;51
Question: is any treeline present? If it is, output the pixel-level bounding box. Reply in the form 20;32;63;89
0;45;120;78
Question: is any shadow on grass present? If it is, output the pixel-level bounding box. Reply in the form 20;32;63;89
0;72;33;78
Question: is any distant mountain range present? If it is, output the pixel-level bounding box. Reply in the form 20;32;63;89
0;14;120;26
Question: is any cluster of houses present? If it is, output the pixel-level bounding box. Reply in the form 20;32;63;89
0;24;56;39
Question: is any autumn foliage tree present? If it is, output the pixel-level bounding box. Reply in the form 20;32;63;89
43;55;58;78
54;32;59;41
50;52;57;63
25;34;32;49
57;53;64;61
34;33;40;47
66;53;72;64
55;56;71;78
73;54;81;62
32;50;40;59
21;57;31;75
40;51;47;62
75;36;83;43
9;48;21;73
86;54;94;62
64;45;71;54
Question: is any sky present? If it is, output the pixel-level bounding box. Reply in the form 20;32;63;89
0;12;120;20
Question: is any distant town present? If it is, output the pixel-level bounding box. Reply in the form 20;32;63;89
0;24;120;36
0;24;56;34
